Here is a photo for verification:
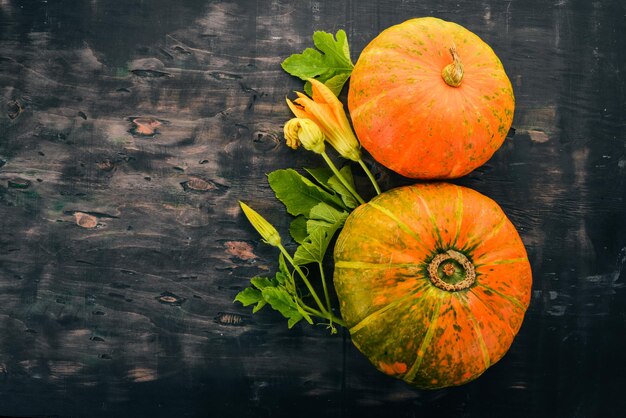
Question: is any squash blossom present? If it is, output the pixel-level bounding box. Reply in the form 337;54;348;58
283;118;326;154
239;202;281;247
286;78;361;162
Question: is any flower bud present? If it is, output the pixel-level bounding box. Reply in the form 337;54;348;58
284;118;326;154
239;202;281;247
283;118;302;150
297;118;326;154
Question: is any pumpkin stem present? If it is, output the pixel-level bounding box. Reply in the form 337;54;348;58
441;45;464;87
427;250;476;291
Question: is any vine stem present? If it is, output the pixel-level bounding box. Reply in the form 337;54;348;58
329;315;346;328
358;158;381;195
318;262;333;327
320;152;365;205
300;304;326;318
278;245;328;315
277;245;347;329
301;304;346;328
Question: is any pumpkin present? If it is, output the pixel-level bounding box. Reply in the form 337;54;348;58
333;183;531;388
348;17;514;179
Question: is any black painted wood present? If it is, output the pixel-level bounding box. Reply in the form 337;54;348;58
1;1;625;417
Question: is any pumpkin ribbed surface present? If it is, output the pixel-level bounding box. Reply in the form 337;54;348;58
348;17;514;179
333;183;531;388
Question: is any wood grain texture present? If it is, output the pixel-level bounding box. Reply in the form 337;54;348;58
0;0;625;417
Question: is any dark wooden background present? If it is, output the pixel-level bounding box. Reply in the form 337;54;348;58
1;1;625;417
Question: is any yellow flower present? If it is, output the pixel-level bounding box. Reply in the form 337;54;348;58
286;78;361;161
283;118;326;154
239;202;281;247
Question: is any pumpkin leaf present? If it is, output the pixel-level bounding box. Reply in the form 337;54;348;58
304;166;358;209
268;169;344;216
281;30;354;96
276;253;292;287
235;287;263;305
278;253;289;275
293;228;330;265
252;300;267;313
304;167;334;191
327;165;358;209
250;276;278;290
238;254;291;313
308;202;349;228
304;72;351;97
234;287;266;313
238;274;282;313
293;302;314;325
289;215;308;244
237;255;313;324
294;203;348;265
261;287;313;328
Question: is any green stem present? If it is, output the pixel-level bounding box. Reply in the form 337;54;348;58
301;304;326;318
321;152;365;205
279;257;346;328
318;262;333;327
329;315;346;328
331;315;348;328
278;245;328;315
301;303;346;328
358;158;381;195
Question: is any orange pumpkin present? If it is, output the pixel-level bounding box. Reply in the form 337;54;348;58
333;183;531;388
348;17;514;179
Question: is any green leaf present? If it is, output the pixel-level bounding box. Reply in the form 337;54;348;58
327;165;358;209
304;167;334;191
282;30;354;96
307;203;348;230
250;276;278;290
238;277;277;313
275;271;289;286
304;72;351;97
289;216;308;244
278;253;291;276
282;48;324;79
235;287;263;306
252;300;267;313
305;166;358;209
262;287;308;328
324;72;352;94
268;169;344;217
309;202;349;226
293;227;330;265
293;303;314;325
313;30;352;67
276;253;292;288
294;203;348;265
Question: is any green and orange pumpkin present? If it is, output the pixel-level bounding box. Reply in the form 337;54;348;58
333;183;531;388
348;17;514;179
